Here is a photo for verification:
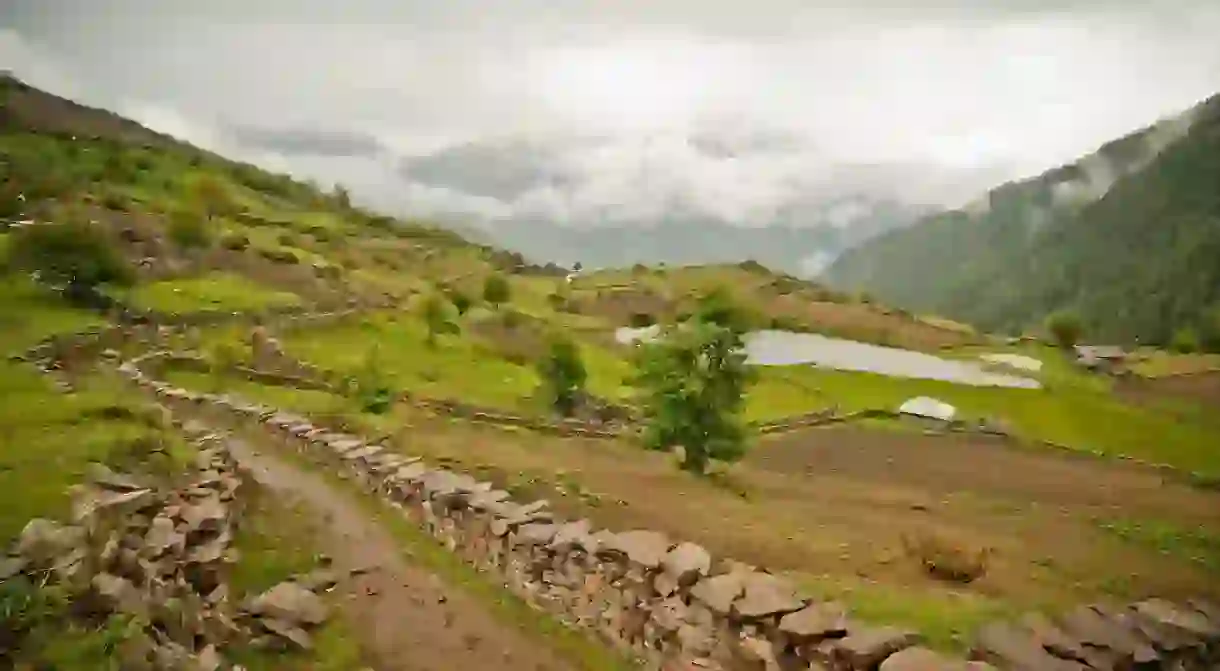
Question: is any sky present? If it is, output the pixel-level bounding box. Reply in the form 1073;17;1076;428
3;0;1220;226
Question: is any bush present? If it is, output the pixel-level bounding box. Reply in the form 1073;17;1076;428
219;231;250;251
276;231;299;248
901;530;990;584
167;210;212;251
1045;310;1084;349
422;293;458;346
1171;327;1201;354
450;291;473;315
7;218;134;291
628;311;655;328
537;336;588;416
482;273;511;307
257;247;300;264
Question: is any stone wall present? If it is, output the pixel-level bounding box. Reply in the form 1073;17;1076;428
120;354;1220;671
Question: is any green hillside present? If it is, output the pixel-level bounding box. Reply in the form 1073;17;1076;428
824;93;1220;347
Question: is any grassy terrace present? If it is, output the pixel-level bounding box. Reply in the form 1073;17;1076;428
122;271;302;314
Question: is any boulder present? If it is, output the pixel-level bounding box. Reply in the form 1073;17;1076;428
690;573;747;616
85;463;148;491
610;530;672;569
92;572;148;617
512;523;558;547
880;647;993;671
261;617;313;650
972;622;1089;671
143;515;184;557
662;542;711;586
778;601;849;642
833;627;921;670
16;518;84;565
248;581;328;626
181;496;227;534
1057;605;1158;666
732;573;805;619
1132;598;1220;641
549;519;593;551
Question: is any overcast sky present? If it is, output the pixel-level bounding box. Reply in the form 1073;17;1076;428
4;0;1220;224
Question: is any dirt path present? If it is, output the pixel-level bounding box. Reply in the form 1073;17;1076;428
226;437;575;671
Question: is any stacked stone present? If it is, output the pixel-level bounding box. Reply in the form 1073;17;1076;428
121;358;1220;671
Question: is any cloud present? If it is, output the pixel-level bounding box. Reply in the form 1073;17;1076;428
3;0;1219;229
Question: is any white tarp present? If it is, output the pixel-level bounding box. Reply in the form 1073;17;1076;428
898;396;957;422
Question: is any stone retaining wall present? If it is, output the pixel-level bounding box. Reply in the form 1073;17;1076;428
120;353;1220;671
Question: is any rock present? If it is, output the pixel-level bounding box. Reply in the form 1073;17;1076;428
654;572;680;597
16;518;84;565
972;622;1089;671
549;519;593;551
779;601;849;642
75;488;157;521
1016;612;1089;663
195;644;222;671
181;495;227;534
261;617;313;650
85;462;147;491
663;542;711;586
653;596;689;632
143;515;183;558
1132;598;1220;641
296;568;340;593
0;556;27;579
881;647;990;671
690;573;747;615
732;573;805;619
92;572;148;616
249;581;328;626
833;628;921;670
1057;605;1158;666
512;523;558;547
610;530;672;569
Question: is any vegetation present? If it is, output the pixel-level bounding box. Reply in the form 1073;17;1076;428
6;219;133;296
167;208;213;251
826;93;1220;348
124;273;301;314
482;273;511;307
1045;310;1083;349
537;335;588;416
421;293;458;347
633;315;753;474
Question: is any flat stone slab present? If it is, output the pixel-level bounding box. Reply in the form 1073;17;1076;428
609;530;672;569
833;627;921;670
733;572;805;619
779;601;849;642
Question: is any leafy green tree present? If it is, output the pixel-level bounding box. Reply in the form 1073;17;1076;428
422;293;458;347
167;209;212;251
7;219;134;295
352;345;394;414
537;336;588;416
189;174;235;221
482;273;511;308
333;183;352;210
633;316;753;474
1045;310;1084;349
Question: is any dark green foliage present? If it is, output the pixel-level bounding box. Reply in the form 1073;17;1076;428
826;93;1220;346
219;231;250;251
537;336;588;416
350;345;395;414
1171;327;1201;353
1045;311;1084;348
167;209;212;250
629;311;656;328
6;219;133;290
450;291;473;315
482;273;511;307
257;247;300;264
633;312;754;474
422;293;458;346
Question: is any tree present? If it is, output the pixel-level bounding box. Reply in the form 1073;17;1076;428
422;293;458;347
633;316;753;474
450;291;473;316
1171;326;1201;354
167;209;212;251
537;336;587;416
333;183;351;210
189;174;234;221
482;273;511;307
7;219;134;297
1045;310;1084;349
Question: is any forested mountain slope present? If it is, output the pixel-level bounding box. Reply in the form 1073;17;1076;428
824;93;1220;346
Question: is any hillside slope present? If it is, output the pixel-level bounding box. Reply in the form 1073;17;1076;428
824;93;1220;345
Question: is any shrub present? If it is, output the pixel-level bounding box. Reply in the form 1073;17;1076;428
901;530;990;584
219;231;250;251
1171;326;1201;354
628;311;655;328
258;247;300;265
276;231;299;248
422;293;458;346
537;336;588;416
167;209;212;251
482;273;511;307
450;291;473;315
7;218;134;292
1045;310;1084;349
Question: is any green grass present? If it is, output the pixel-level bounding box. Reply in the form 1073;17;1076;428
282;312;539;409
162;369;355;416
0;276;106;355
122;272;302;314
791;573;1018;653
0;365;192;546
1095;518;1220;574
228;485;365;671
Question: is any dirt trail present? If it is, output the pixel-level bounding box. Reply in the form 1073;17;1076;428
226;437;575;671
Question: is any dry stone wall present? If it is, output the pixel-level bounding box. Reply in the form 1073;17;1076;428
118;353;1220;671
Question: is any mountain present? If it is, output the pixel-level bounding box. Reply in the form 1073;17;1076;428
823;93;1220;346
397;130;957;275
